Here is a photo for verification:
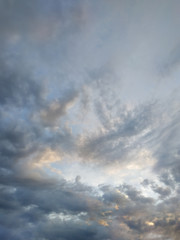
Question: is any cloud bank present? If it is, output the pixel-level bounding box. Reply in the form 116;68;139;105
0;1;180;239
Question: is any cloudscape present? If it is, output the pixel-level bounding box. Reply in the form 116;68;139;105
0;1;180;239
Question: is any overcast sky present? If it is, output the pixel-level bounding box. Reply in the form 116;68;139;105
1;1;180;239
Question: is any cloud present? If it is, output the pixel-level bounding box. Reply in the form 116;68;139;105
0;1;180;240
38;90;78;127
1;169;180;240
0;59;43;107
78;101;155;165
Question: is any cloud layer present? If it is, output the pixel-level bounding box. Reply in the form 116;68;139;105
0;1;180;239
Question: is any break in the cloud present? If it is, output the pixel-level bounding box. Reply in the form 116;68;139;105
0;1;180;239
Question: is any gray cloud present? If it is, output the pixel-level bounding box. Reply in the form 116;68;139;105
159;43;180;77
0;59;43;107
151;102;180;181
1;0;180;240
39;90;78;127
1;168;180;240
79;101;155;165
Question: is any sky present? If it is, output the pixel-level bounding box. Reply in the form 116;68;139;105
0;0;180;239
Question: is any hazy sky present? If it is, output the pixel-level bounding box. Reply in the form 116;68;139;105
1;1;180;239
